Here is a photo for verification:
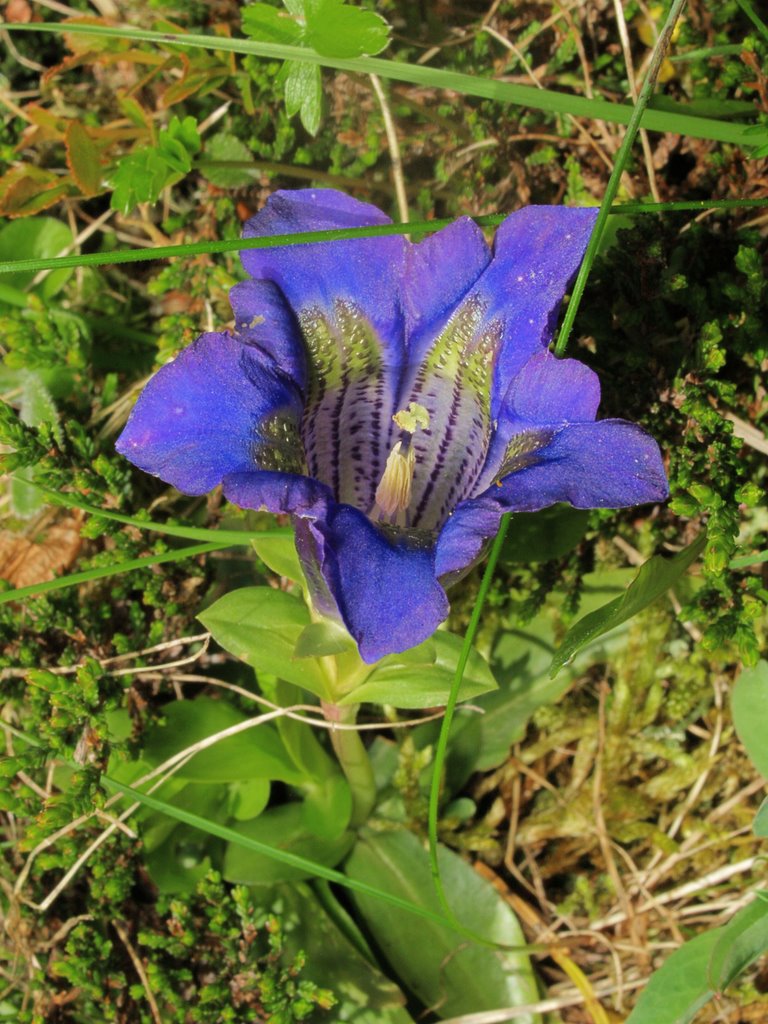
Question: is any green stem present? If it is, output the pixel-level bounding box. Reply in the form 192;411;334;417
321;701;376;828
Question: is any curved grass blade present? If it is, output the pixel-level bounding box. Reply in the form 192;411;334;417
34;485;290;545
0;540;230;606
554;0;688;357
101;774;470;935
427;512;512;943
2;21;763;148
1;201;766;279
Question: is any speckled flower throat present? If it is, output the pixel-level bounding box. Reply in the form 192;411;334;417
117;189;667;661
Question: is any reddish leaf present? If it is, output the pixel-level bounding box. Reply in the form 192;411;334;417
0;168;72;218
65;121;102;197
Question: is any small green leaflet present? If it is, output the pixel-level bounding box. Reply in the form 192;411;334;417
549;533;706;676
110;116;201;213
242;0;390;134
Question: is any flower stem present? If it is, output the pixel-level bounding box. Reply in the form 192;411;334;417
321;701;376;828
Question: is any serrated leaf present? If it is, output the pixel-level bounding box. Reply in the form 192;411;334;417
200;132;255;188
65;120;102;197
342;631;497;708
625;930;721;1024
708;892;768;992
550;533;706;676
10;371;58;518
732;660;768;777
198;586;329;696
165;114;201;155
241;3;304;44
284;59;323;135
304;0;390;57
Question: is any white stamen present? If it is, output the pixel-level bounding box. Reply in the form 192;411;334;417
375;441;415;519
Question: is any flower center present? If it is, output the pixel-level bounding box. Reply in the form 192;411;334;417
372;403;430;527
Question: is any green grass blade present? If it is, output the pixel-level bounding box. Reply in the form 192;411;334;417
0;540;230;605
1;201;766;278
553;0;688;357
34;485;290;545
427;512;512;940
736;0;768;43
2;21;763;147
101;775;469;934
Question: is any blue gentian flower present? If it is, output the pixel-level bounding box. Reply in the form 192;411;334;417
117;190;668;662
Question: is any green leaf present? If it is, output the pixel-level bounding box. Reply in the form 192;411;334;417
241;3;304;45
164;114;201;157
625;929;721;1024
141;696;303;784
198;587;329;696
223;802;354;885
300;772;352;840
294;620;355;658
0;216;73;299
708;892;768;992
732;660;768;777
228;778;271;821
345;829;540;1021
755;797;768;837
251;528;305;583
10;371;58;519
110;116;200;213
304;0;390;57
275;884;413;1023
284;59;323;135
550;534;706;676
343;632;497;709
65;120;102;197
199;132;255;188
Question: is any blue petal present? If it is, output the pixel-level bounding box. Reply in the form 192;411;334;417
477;206;599;417
436;419;668;577
242;188;408;512
223;469;333;519
229;278;308;393
474;351;601;494
116;332;304;495
241;188;405;340
401;216;491;366
223;470;341;621
223;471;449;663
320;506;450;663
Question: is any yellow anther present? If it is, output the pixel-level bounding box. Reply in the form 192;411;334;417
392;402;430;435
372;404;430;525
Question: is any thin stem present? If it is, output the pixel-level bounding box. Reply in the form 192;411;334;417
321;701;377;828
0;540;231;605
427;513;512;939
1;200;767;279
3;21;760;147
554;0;688;357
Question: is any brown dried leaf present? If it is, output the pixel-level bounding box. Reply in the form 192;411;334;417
0;515;83;589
